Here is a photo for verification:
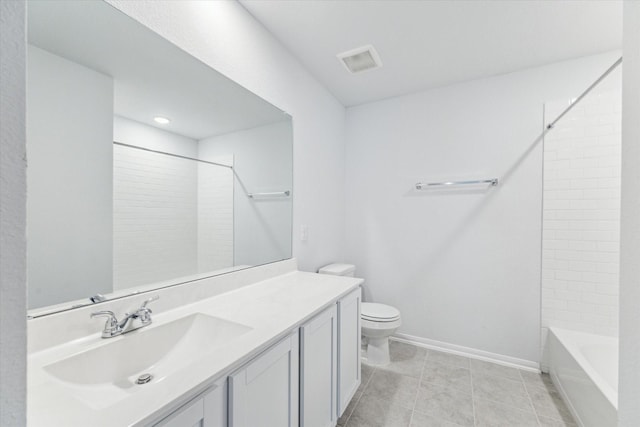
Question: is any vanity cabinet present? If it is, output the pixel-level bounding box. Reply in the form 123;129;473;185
299;288;362;425
300;305;338;427
152;288;360;427
229;331;300;427
337;288;361;417
153;382;226;427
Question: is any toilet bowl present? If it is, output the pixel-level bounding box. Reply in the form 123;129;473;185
318;263;402;366
361;302;401;365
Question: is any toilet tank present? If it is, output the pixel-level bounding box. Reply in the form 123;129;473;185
318;263;356;277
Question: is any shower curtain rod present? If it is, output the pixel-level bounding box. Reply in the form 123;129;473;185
113;141;233;169
546;56;622;131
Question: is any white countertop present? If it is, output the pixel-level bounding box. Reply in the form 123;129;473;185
27;271;362;426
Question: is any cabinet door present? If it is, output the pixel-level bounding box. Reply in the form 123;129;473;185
229;331;299;427
337;288;361;417
203;383;227;427
153;380;226;427
300;305;338;427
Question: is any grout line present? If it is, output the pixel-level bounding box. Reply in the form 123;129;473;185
518;370;543;426
523;375;579;425
522;380;556;393
470;372;540;417
342;361;376;427
470;369;478;426
471;395;539;415
410;344;474;427
408;348;429;427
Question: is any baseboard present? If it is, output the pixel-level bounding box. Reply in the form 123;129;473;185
392;333;540;372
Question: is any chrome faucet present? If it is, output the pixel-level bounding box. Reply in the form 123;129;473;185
91;296;159;338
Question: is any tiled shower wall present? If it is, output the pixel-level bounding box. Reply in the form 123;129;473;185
542;79;621;342
113;146;234;290
198;157;234;273
113;145;199;289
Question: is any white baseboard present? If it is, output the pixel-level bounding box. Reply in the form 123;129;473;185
392;332;540;372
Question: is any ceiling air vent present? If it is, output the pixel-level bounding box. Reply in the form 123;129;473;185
337;45;382;74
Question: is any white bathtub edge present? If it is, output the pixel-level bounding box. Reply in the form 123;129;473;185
547;327;618;427
548;327;618;409
550;368;586;427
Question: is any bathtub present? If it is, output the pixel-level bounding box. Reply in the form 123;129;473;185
547;327;618;427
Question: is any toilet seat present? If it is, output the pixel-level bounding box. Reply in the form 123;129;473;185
361;303;401;322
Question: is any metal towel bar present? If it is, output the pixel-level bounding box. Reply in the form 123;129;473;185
415;179;498;190
248;190;291;198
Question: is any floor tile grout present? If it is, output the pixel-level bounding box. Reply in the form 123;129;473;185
520;372;576;425
407;348;429;426
519;368;543;427
469;368;478;427
342;361;376;427
472;396;536;413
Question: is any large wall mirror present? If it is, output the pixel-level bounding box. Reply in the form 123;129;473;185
26;0;293;316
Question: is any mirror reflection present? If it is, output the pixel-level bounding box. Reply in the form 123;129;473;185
26;0;293;314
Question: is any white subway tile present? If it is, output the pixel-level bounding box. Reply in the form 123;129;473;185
568;260;598;272
542;88;620;337
596;284;619;296
598;241;620;252
554;250;582;261
567;282;595;293
555;270;583;281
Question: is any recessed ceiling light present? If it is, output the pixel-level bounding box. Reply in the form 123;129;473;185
337;45;382;74
153;116;170;124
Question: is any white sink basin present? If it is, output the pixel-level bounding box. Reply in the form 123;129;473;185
43;313;252;409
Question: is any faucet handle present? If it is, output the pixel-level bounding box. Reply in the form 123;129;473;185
91;310;122;338
140;295;159;310
91;310;117;321
136;296;159;325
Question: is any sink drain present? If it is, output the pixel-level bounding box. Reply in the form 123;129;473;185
136;373;153;385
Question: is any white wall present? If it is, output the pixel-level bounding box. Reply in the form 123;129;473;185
0;1;26;424
345;51;621;364
618;1;640;425
113;117;201;289
542;77;621;341
26;45;113;309
106;0;346;273
199;121;292;266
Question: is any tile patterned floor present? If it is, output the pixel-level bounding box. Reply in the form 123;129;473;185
338;341;577;427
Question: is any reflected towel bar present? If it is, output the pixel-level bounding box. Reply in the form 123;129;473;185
248;190;291;198
415;179;498;190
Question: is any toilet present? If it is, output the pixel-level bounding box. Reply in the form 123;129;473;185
318;263;401;366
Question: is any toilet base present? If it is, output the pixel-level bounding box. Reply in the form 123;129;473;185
365;336;391;365
361;316;401;366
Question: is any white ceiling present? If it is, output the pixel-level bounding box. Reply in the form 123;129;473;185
28;0;287;140
240;0;623;107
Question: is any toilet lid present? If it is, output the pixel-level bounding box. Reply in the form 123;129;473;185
361;302;400;321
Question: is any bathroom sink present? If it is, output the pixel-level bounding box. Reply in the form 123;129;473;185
43;313;252;408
